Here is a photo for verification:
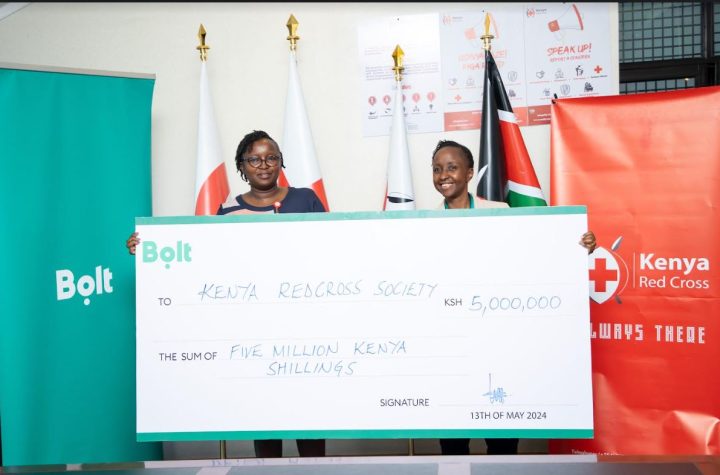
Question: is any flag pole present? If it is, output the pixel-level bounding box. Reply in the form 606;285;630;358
281;14;331;210
287;14;299;51
197;24;209;62
394;47;415;456
392;44;404;82
480;13;494;51
477;11;546;207
194;23;231;215
383;44;415;211
197;23;227;460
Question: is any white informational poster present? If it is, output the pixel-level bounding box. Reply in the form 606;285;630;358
135;208;593;441
357;13;444;137
359;3;615;135
523;3;614;125
440;8;528;130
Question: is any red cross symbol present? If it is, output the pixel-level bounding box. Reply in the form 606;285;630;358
454;94;462;102
590;258;618;293
594;65;603;74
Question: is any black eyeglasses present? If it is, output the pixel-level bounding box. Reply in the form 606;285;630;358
242;155;282;168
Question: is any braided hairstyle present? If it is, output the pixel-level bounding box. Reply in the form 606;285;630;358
234;130;284;182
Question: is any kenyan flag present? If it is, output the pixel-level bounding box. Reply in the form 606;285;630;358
477;49;547;207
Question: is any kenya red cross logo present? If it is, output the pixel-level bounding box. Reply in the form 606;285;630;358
594;65;603;74
588;236;629;304
590;257;616;292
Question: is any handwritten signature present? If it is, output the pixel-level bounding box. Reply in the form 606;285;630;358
482;373;509;404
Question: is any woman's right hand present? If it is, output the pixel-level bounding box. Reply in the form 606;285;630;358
126;231;140;255
580;231;597;254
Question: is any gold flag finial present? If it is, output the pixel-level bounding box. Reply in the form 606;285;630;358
197;24;210;62
287;14;300;51
392;44;405;82
480;13;494;51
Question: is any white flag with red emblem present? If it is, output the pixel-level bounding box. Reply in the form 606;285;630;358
383;83;415;211
280;50;330;210
195;61;230;216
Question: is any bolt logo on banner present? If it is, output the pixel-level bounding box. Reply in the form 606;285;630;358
142;241;192;269
589;236;628;304
56;266;113;306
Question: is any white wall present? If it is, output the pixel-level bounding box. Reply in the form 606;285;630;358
0;2;618;458
0;2;618;216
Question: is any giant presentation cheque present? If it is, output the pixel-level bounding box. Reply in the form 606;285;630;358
135;207;593;441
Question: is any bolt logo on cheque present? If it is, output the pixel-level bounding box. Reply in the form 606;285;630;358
142;240;192;269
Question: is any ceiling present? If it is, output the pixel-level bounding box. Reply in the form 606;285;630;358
0;3;30;22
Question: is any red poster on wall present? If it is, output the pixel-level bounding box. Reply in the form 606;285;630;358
549;87;720;455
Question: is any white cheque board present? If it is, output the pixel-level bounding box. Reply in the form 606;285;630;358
136;207;593;441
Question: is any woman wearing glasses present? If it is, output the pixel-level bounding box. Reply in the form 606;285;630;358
218;130;325;215
126;130;326;458
219;130;327;457
127;129;326;247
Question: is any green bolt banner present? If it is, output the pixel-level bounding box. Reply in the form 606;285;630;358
0;66;162;465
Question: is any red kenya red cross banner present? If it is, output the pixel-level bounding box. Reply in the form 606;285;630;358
549;86;720;455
